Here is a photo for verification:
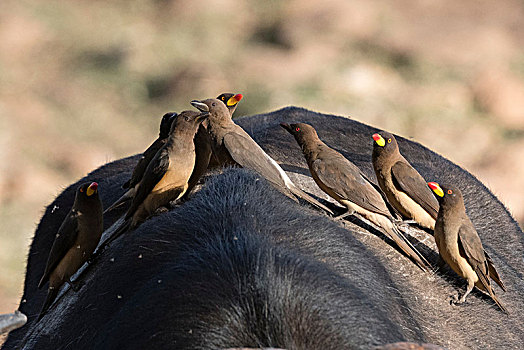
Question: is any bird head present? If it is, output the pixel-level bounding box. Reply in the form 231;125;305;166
216;93;243;115
191;98;229;121
159;112;177;138
372;131;398;153
171;110;209;133
75;182;102;212
280;122;319;147
428;182;463;208
78;182;99;198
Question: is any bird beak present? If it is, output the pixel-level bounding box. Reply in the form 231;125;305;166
372;133;385;147
86;182;98;197
280;123;292;133
196;111;209;121
428;182;444;197
227;93;243;107
191;100;209;112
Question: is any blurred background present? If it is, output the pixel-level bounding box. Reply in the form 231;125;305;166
1;0;523;316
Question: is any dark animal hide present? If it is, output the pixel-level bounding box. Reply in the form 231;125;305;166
4;107;523;350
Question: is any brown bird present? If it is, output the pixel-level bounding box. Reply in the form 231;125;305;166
281;122;430;271
372;131;439;230
102;110;209;249
190;99;333;215
125;110;208;227
37;182;103;320
428;182;507;313
104;112;177;214
185;93;243;199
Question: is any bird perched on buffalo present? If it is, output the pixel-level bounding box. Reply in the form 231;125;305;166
372;131;439;230
37;182;103;320
428;182;507;313
190;98;333;215
185;93;243;199
103;110;209;247
281;122;430;271
104;112;177;214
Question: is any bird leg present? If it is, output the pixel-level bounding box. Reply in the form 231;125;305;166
333;209;355;221
67;278;84;292
452;280;474;305
168;198;184;209
394;219;418;231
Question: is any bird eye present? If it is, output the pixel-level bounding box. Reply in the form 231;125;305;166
387;138;392;143
295;127;300;132
221;96;225;100
212;102;217;107
184;116;190;121
447;189;453;195
79;188;83;193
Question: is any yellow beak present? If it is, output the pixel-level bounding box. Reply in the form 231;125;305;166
428;182;444;197
372;133;385;147
86;182;98;197
226;93;243;107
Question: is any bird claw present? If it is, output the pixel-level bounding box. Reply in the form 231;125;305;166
168;199;182;209
333;210;354;221
450;293;465;305
154;206;170;215
395;219;417;228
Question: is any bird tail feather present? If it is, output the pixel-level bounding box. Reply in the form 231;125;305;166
37;286;59;321
103;188;135;214
375;214;431;271
489;289;509;314
485;252;506;292
98;217;132;251
288;186;334;216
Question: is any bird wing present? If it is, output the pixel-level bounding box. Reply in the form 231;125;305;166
223;130;291;189
391;160;439;219
457;220;491;289
485;250;506;291
38;210;79;288
458;220;508;312
125;147;170;220
124;138;166;189
311;155;390;216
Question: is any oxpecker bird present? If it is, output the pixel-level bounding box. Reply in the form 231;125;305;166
185;93;243;198
428;182;507;313
104;110;209;247
38;182;103;320
281;122;430;271
104;112;177;214
190;99;333;215
372;131;439;230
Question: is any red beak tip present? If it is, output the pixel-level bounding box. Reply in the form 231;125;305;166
372;133;380;141
89;182;98;190
235;94;243;101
